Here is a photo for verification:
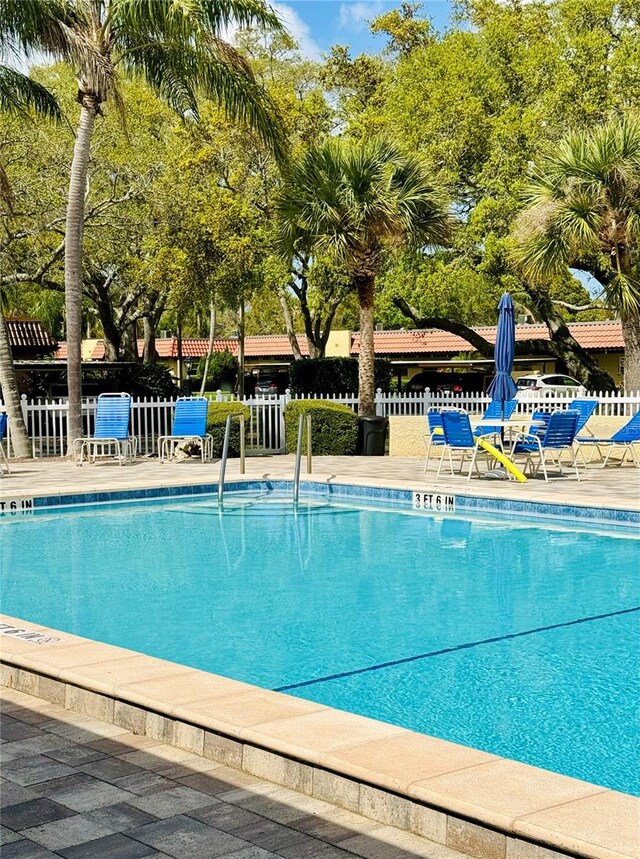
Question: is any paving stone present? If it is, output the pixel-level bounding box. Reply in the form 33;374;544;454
87;735;160;755
38;771;134;812
0;734;74;762
80;756;144;783
0;722;41;743
1;825;25;845
86;802;159;832
276;837;355;858
224;848;282;859
57;831;161;858
0;836;72;857
189;801;266;834
129;814;248;858
112;770;177;796
128;785;217;819
228;817;314;853
44;744;108;766
0;779;41;808
21;813;116;850
292;809;382;844
177;767;262;797
1;755;75;786
1;797;75;830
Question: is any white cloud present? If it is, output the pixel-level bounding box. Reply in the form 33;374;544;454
272;2;322;59
220;3;321;61
338;1;384;34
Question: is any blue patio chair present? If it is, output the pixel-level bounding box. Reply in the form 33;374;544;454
157;397;212;463
436;410;491;480
511;410;581;481
568;398;598;435
474;398;517;447
576;410;640;468
0;413;9;475
72;393;134;466
423;408;446;473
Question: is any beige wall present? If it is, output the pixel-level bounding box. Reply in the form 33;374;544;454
82;339;100;361
324;329;352;358
388;414;627;458
595;353;623;387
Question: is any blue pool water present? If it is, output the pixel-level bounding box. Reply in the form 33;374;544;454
2;492;639;795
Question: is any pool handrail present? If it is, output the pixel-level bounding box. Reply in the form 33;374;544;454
217;413;246;507
293;413;312;506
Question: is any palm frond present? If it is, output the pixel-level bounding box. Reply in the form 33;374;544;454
275;138;451;276
0;64;62;119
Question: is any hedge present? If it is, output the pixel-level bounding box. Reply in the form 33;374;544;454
289;356;392;395
284;399;358;455
206;401;250;458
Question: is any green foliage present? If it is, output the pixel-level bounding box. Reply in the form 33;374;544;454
289;357;392;394
206;401;250;457
284;400;358;455
118;363;179;399
197;349;238;391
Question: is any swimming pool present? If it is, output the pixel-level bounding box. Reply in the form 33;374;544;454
2;490;639;795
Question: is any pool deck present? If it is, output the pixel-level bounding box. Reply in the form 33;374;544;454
1;453;639;513
1;455;639;859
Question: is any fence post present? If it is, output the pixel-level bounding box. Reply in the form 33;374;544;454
375;388;383;417
216;389;223;403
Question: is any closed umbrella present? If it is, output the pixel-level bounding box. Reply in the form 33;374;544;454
488;293;518;426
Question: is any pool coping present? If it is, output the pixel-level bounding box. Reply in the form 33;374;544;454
3;475;640;526
1;615;637;859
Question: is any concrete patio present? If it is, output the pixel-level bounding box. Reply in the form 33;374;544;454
1;453;639;512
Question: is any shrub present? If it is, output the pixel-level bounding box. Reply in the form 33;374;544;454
206;401;250;458
196;349;238;391
289;356;393;394
284;399;358;455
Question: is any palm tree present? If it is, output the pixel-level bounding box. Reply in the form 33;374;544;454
0;64;62;209
0;0;285;447
514;116;640;391
0;66;61;458
276;138;451;416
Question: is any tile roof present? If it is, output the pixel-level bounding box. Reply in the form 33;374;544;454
74;320;624;364
352;321;624;355
7;318;56;351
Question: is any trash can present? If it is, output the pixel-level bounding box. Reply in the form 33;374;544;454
356;416;388;456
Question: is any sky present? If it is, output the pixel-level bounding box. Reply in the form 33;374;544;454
273;0;454;58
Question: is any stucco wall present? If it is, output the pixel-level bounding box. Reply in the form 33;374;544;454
388;414;628;458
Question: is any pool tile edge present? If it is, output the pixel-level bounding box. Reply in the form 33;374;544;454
1;618;637;859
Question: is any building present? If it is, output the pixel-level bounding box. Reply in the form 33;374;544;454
79;320;624;390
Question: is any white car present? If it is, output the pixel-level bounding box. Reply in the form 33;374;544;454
515;374;583;397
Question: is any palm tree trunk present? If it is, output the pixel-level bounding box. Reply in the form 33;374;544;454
621;312;640;392
356;274;376;417
65;99;97;449
0;308;31;458
199;300;216;396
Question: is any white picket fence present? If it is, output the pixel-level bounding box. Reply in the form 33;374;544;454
2;388;639;458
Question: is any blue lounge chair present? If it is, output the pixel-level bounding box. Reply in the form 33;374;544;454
157;397;212;463
577;410;640;468
568;398;598;435
423;408;446;473
72;393;134;466
436;410;491;480
511;410;581;481
475;398;517;446
0;413;9;475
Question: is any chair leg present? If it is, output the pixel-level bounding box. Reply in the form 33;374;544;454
0;445;9;474
436;445;447;479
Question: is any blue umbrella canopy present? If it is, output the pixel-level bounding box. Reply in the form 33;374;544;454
488;292;518;412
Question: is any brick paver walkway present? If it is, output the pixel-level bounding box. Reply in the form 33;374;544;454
0;687;466;859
